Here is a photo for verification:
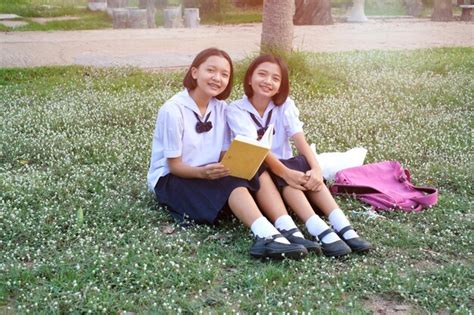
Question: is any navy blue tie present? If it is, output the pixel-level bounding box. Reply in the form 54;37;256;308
249;109;274;140
194;112;212;133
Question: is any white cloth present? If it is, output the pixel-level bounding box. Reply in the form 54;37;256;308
226;96;303;159
147;89;230;191
310;144;367;181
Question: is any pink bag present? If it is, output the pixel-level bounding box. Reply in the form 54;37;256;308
329;161;438;212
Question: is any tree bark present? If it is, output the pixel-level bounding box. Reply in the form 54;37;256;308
347;0;368;22
431;0;453;21
146;0;156;28
294;0;333;25
261;0;295;53
404;0;422;17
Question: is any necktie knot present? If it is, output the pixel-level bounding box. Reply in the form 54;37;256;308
194;112;213;134
249;109;275;140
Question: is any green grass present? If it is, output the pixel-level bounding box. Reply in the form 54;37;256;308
3;11;112;31
0;0;112;32
364;0;407;16
0;0;88;17
201;7;262;24
1;48;473;313
0;0;261;32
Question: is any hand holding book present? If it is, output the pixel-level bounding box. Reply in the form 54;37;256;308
221;125;274;180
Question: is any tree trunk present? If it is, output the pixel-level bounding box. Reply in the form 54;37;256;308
184;8;200;28
431;0;453;21
88;0;107;11
107;0;129;16
294;0;333;25
261;0;295;53
112;8;128;28
146;0;156;28
347;0;368;22
129;8;148;28
404;0;422;17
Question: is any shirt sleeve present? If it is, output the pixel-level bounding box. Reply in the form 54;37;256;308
225;104;258;140
221;120;231;151
283;98;304;138
156;105;183;158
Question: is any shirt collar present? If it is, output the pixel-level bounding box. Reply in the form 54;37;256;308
239;95;276;121
180;89;214;118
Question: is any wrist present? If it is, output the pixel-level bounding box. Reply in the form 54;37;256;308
197;166;206;179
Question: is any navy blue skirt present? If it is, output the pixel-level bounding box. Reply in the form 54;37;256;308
269;155;311;189
155;170;262;224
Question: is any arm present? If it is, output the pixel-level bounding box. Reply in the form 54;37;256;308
160;104;230;180
264;152;308;191
168;156;230;180
292;132;324;191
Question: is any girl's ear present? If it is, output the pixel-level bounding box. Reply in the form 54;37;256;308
191;67;198;80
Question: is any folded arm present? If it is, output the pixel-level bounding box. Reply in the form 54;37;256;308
168;156;230;180
292;132;324;191
264;152;308;191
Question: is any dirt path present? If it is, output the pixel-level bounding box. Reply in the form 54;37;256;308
1;18;473;69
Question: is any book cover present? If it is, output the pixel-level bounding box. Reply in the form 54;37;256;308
221;125;274;180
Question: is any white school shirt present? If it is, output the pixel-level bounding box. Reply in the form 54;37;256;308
226;95;304;160
147;89;230;191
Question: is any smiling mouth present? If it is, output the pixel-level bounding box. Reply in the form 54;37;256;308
260;85;272;92
209;83;221;90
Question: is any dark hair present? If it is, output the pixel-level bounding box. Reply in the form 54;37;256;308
243;54;289;106
182;48;234;100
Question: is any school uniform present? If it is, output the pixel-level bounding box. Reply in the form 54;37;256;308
147;89;260;224
226;96;311;188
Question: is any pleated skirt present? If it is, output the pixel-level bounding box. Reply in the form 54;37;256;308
155;172;261;224
269;155;311;189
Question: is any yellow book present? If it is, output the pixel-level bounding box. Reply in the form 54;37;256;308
221;125;274;180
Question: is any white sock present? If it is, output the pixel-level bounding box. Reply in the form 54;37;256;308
305;214;340;244
328;208;359;240
250;216;290;244
274;215;305;238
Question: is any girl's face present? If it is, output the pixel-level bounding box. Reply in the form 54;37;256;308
249;62;281;100
191;55;231;98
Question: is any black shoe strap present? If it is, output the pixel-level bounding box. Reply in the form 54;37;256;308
277;227;301;237
317;228;334;241
337;225;354;237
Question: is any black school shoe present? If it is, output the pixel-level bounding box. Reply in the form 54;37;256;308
277;228;322;255
250;234;308;260
317;228;352;257
336;225;373;253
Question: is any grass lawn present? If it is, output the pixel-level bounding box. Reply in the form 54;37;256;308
0;0;111;32
0;0;438;32
0;0;262;31
1;48;473;313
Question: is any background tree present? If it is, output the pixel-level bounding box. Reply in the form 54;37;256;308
261;0;295;53
431;0;453;21
294;0;333;25
139;0;157;28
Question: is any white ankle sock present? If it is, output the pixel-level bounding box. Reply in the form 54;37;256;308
305;214;340;244
328;208;359;240
274;215;304;238
250;216;290;244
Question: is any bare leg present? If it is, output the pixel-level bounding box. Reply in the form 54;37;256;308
254;171;289;222
304;185;339;217
228;187;264;227
281;186;316;222
281;185;341;244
